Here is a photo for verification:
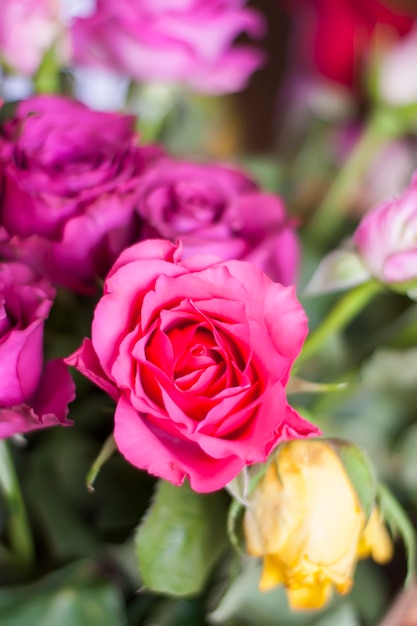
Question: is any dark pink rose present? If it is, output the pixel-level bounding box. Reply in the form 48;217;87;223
136;159;299;285
71;0;265;94
67;239;319;492
0;262;75;438
0;95;160;293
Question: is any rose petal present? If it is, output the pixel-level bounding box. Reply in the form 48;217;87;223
0;359;75;439
65;338;119;400
114;394;245;492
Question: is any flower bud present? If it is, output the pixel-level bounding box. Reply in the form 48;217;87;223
306;173;417;299
353;175;417;297
243;440;392;610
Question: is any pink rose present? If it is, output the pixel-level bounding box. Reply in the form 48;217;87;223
136;158;299;285
0;262;74;438
71;0;265;94
0;95;159;293
67;239;319;492
0;0;61;76
353;175;417;288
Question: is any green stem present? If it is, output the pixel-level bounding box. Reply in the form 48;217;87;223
0;441;35;569
307;109;403;247
378;483;416;587
297;281;382;367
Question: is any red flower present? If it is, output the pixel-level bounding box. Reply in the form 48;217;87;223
286;0;414;89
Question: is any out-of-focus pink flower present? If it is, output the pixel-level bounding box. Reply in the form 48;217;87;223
136;158;299;285
70;0;266;94
307;174;417;298
284;0;414;91
0;95;160;293
354;175;417;288
0;262;74;438
0;0;61;76
67;239;319;492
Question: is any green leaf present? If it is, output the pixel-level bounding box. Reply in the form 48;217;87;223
377;483;416;587
328;439;377;521
0;561;127;626
135;480;228;596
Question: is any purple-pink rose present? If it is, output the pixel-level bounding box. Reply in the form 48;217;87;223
0;95;159;293
0;0;61;76
66;239;319;492
0;262;74;439
136;158;299;285
353;174;417;289
71;0;265;94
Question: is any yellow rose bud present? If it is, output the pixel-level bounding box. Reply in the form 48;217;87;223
243;440;392;610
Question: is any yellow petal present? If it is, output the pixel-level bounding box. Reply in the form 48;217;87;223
287;582;333;610
357;508;393;564
259;555;285;591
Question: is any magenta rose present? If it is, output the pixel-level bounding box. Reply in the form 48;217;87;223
0;95;159;293
353;174;417;291
0;261;75;438
67;239;319;492
136;158;299;285
71;0;265;94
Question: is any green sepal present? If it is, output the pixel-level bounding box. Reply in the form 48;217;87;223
327;438;377;521
377;483;416;587
226;462;271;553
286;376;348;395
86;434;117;492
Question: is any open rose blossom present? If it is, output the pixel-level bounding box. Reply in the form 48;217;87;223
67;239;319;492
0;262;75;438
285;0;414;90
0;95;159;293
136;158;299;285
353;174;417;291
70;0;265;94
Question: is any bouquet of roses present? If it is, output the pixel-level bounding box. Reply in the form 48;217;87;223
0;1;417;624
